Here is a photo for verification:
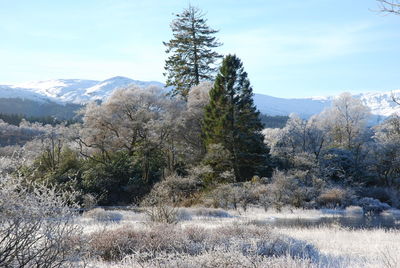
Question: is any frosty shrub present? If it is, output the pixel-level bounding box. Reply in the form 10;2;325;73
265;170;310;211
257;184;272;211
0;147;26;176
357;197;391;214
317;187;354;208
88;225;192;261
208;182;263;211
141;186;179;224
88;223;319;263
151;173;202;204
210;184;242;209
209;184;233;209
0;177;84;267
139;173;203;223
360;187;400;208
88;228;140;261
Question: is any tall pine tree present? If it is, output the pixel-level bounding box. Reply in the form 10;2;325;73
163;5;222;99
203;55;270;182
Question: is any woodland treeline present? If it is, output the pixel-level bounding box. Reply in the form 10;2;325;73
1;87;400;210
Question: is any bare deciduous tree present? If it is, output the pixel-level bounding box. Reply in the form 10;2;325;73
263;113;326;161
77;85;185;178
377;0;400;15
179;82;212;163
319;93;370;150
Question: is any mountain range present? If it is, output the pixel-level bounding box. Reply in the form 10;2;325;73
0;76;399;121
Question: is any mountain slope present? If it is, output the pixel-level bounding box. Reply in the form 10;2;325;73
0;85;52;103
0;76;399;119
253;94;333;118
9;76;164;104
355;90;400;117
0;98;81;119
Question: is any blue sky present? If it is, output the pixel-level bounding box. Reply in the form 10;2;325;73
0;0;399;98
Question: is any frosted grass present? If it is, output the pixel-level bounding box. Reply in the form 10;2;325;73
78;207;400;267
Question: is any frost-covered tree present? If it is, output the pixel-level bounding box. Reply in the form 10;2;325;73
372;115;400;186
179;82;212;163
163;5;222;99
279;114;325;159
263;113;325;169
0;119;44;146
77;86;185;179
319;92;370;150
263;96;371;184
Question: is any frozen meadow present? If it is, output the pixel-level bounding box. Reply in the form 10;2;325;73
78;207;400;268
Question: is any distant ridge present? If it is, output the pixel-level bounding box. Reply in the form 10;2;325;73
0;76;399;119
8;76;164;104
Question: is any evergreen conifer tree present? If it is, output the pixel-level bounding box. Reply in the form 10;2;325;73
203;55;270;182
163;5;222;99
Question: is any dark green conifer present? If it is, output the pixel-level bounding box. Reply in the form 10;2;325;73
203;55;270;182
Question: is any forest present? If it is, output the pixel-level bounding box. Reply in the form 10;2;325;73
1;85;399;210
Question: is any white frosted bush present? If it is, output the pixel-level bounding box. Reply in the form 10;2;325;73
0;176;84;267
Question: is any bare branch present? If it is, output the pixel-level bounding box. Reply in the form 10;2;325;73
377;0;400;15
391;91;400;105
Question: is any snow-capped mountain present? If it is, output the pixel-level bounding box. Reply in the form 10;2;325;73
0;85;52;103
7;76;164;104
355;90;400;118
254;91;400;118
253;91;400;119
0;76;399;119
253;94;333;118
